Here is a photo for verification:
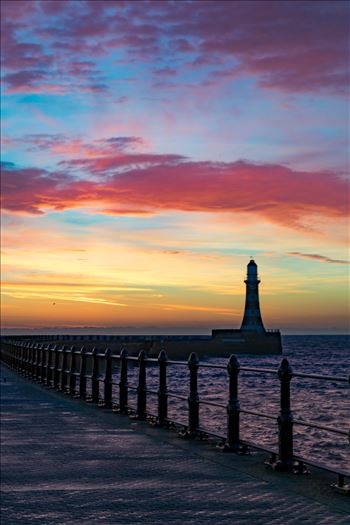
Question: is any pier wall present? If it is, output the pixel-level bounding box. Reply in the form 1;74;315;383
0;331;282;358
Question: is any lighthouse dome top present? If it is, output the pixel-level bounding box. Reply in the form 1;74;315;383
247;259;258;279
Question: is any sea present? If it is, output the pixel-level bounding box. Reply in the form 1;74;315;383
119;335;349;473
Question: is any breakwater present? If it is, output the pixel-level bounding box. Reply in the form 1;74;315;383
0;332;282;357
1;337;349;494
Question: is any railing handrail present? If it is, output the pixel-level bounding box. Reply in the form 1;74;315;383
3;338;348;383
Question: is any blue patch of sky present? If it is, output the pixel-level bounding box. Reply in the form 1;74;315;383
49;211;112;227
49;210;179;231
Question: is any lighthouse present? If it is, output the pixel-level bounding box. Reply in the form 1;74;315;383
211;258;281;352
240;259;266;333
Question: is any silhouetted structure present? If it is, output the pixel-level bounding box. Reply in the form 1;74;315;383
212;259;282;354
241;259;265;332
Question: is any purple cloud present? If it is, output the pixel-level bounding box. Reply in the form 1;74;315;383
1;0;348;96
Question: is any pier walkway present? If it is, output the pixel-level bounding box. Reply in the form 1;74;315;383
1;366;349;525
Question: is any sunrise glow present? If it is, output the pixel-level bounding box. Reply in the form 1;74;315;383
1;0;349;334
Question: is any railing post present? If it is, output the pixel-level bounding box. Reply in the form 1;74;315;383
186;352;199;438
16;343;22;373
30;343;37;379
14;342;18;369
69;346;76;395
53;345;60;389
7;342;12;368
29;343;34;377
136;350;147;420
20;343;25;374
223;354;241;452
35;344;42;382
17;343;23;374
45;345;53;386
39;344;46;382
24;343;30;375
13;343;18;371
103;348;112;407
273;358;295;470
18;343;23;372
119;347;128;413
91;347;99;403
21;343;27;373
37;344;43;381
157;348;168;426
13;343;18;370
79;346;87;398
8;342;12;368
23;343;29;376
60;346;68;392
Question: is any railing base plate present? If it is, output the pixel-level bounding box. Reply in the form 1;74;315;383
217;442;251;455
331;483;350;496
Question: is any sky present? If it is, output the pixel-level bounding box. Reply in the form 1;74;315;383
1;0;349;334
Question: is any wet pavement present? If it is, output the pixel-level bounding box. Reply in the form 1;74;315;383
1;365;349;524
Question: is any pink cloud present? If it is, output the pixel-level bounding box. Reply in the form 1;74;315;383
2;153;348;229
1;164;70;215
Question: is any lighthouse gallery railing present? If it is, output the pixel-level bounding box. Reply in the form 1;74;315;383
1;339;349;493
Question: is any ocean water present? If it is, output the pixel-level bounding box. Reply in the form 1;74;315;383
116;335;349;473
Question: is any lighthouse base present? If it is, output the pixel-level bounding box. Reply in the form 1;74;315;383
141;330;282;358
211;329;282;355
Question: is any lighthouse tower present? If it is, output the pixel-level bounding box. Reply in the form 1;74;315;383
240;260;266;333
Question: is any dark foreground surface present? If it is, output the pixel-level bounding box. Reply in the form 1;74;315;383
1;366;349;525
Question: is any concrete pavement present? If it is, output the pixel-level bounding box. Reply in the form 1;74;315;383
1;365;349;524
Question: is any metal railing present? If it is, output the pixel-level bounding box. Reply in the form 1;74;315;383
1;339;349;494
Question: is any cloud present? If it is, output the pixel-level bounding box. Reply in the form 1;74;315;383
59;153;186;173
1;164;71;214
287;252;349;265
1;0;348;96
6;134;145;158
1;147;348;229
